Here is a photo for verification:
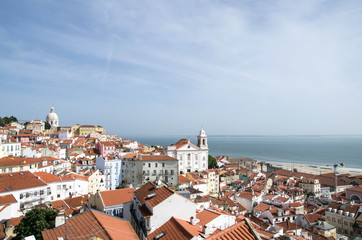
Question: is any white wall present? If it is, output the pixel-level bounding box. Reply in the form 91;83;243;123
150;193;197;233
0;200;21;221
205;214;236;235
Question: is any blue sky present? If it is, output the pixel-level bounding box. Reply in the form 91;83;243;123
1;0;362;136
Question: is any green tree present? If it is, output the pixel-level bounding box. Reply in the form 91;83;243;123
0;115;18;126
9;115;18;123
208;155;218;169
14;208;58;240
44;122;51;129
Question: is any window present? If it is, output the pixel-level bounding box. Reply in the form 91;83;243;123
332;218;335;222
187;154;191;160
171;170;174;175
57;185;61;191
20;194;23;199
153;170;156;174
155;163;158;168
57;194;60;198
8;167;12;172
162;163;165;167
40;190;44;195
20;166;23;171
344;221;348;225
148;163;151;168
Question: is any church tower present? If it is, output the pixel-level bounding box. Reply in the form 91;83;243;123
197;128;208;149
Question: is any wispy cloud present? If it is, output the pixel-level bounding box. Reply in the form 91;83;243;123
1;0;362;135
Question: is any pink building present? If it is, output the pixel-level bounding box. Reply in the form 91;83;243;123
14;134;37;143
96;141;115;157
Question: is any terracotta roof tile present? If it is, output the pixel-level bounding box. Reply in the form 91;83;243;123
0;156;40;167
196;209;221;227
134;182;174;208
147;217;202;240
0;171;47;193
0;194;17;205
99;188;135;207
33;172;74;183
137;155;177;161
42;210;139;240
205;220;257;240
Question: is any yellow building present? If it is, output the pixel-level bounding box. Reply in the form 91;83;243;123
71;125;105;137
325;203;360;238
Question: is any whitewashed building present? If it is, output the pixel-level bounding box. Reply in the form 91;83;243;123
165;129;208;174
1;140;21;157
131;181;197;239
96;155;122;190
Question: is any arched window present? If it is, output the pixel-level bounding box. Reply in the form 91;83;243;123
351;195;361;203
187;154;191;160
203;139;205;145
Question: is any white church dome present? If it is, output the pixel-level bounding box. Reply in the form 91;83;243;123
46;107;59;127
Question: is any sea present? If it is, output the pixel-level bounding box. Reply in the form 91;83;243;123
125;135;362;169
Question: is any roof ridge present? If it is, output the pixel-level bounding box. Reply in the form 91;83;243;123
172;217;195;239
89;210;113;239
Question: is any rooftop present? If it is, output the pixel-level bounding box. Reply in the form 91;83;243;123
99;188;135;207
41;210;138;240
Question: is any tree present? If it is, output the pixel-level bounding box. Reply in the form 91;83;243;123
208;155;218;169
0;115;18;126
14;208;58;240
44;122;51;129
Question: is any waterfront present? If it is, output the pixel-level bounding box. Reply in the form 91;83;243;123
129;135;362;169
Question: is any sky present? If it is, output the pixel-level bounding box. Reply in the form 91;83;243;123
1;0;362;136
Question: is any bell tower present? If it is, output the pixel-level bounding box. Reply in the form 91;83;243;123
197;128;208;149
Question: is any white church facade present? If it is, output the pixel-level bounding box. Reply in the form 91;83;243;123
164;129;208;174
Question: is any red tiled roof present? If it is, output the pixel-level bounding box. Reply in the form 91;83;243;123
148;217;202;240
179;175;191;184
41;210;139;240
99;188;135;207
9;216;24;227
137;155;177;161
0;194;17;205
196;209;221;227
64;195;89;208
134;182;174;208
100;141;115;147
205;220;257;240
0;171;47;193
173;139;199;149
0;156;40;167
33;172;74;183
